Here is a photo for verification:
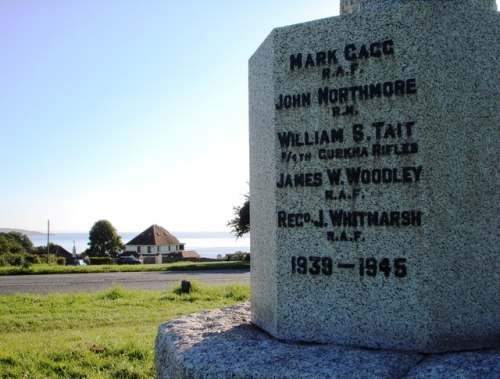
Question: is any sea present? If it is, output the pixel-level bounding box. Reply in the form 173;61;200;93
28;231;250;259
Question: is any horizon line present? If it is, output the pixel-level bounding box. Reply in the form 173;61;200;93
1;228;241;236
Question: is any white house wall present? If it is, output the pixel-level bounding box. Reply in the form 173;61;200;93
124;244;185;254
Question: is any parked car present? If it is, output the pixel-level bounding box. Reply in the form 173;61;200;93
72;259;87;266
119;256;142;265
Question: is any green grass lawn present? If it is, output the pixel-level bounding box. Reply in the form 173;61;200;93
0;283;250;378
0;260;250;276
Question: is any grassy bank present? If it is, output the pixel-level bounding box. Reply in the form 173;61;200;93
0;260;250;276
0;282;250;378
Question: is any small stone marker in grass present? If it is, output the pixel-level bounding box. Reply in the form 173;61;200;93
180;280;192;294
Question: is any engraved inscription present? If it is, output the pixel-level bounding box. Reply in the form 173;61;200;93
291;255;407;278
276;39;421;279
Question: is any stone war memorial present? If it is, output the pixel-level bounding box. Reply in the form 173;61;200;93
155;0;499;377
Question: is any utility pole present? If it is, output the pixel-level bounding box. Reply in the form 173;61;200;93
47;220;50;263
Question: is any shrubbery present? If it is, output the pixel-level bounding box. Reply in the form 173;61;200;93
0;251;66;267
0;232;45;267
0;253;24;266
56;257;66;265
0;253;44;267
226;251;250;261
0;232;33;254
90;256;114;265
25;254;42;265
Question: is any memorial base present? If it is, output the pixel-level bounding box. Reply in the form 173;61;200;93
155;303;500;378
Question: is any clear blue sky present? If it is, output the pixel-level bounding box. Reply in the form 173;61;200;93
1;1;497;233
0;0;339;233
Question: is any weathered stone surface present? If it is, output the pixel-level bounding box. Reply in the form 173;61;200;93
406;347;500;378
249;0;499;352
340;0;497;14
155;303;423;378
155;304;500;379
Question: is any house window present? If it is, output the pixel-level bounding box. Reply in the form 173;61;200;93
157;246;160;252
137;246;141;253
147;246;152;254
179;244;185;251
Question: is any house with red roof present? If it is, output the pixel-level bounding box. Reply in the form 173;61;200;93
123;224;200;264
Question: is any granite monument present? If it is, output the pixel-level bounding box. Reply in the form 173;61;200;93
155;1;499;376
250;0;499;353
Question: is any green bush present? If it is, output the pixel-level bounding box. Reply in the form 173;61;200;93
90;256;114;265
0;255;8;266
0;253;26;267
0;232;31;256
56;257;66;266
32;254;59;265
13;255;25;266
25;255;41;265
226;252;250;261
0;253;59;267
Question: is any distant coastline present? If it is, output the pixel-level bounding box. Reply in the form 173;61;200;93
0;228;239;237
2;229;251;259
27;231;250;259
0;228;45;236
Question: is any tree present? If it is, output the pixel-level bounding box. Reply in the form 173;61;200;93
0;232;35;267
3;232;33;252
88;220;124;257
227;194;250;238
0;232;32;255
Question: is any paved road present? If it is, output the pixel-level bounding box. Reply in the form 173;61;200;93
0;269;250;294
